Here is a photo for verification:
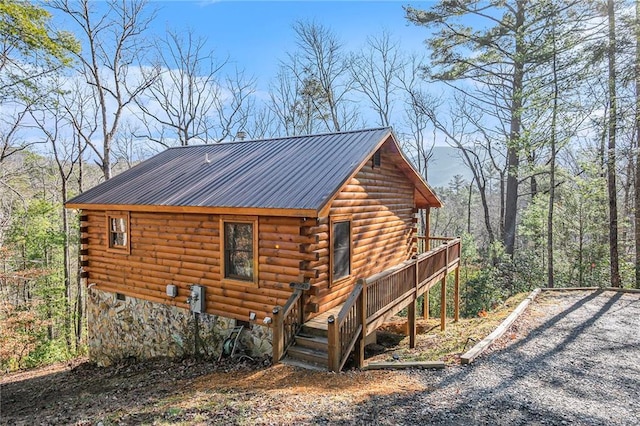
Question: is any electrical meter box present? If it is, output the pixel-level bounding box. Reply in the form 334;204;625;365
188;285;206;313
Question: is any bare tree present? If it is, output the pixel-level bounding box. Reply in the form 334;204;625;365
215;68;257;142
28;79;83;351
286;21;358;132
397;54;435;180
0;99;41;164
50;0;158;180
270;59;324;136
136;29;256;146
415;92;501;249
136;29;224;146
242;107;276;140
350;31;403;127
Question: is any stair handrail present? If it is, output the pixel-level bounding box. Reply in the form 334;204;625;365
272;288;303;363
327;280;365;372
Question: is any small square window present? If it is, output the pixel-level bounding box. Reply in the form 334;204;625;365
106;212;130;253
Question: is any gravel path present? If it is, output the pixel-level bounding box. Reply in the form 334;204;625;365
2;290;639;425
324;290;640;425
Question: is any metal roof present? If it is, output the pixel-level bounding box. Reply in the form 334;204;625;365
67;127;441;214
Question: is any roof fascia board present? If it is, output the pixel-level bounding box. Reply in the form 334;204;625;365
65;203;317;218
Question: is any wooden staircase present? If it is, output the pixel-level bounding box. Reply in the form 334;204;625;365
281;305;340;370
283;330;329;370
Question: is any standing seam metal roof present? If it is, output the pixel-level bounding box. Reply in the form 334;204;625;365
67;127;408;211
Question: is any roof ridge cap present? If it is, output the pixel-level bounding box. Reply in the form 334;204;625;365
164;127;392;150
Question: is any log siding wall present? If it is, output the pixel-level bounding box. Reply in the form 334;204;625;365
305;151;417;315
82;212;306;323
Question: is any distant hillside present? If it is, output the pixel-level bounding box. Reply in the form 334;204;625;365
422;146;472;189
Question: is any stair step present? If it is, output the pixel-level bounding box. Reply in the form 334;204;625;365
281;357;327;371
287;345;328;367
295;334;328;351
300;325;328;338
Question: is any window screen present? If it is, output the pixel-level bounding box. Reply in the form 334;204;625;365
332;220;351;281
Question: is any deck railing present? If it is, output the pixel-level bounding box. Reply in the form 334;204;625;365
272;288;304;362
327;281;365;371
416;235;456;254
327;236;461;372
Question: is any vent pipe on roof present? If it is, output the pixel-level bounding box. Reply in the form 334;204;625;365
236;131;246;141
205;153;211;164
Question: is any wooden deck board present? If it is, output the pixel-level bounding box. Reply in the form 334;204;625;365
304;304;344;331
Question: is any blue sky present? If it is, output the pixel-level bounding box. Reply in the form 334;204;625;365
150;1;434;86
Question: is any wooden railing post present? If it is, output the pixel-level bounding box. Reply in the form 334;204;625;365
408;262;417;348
440;241;449;331
423;291;430;320
425;207;431;251
357;279;367;368
327;315;340;372
272;306;283;363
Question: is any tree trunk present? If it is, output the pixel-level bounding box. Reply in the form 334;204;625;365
607;0;621;287
76;137;84;347
467;177;474;235
61;179;72;352
503;1;526;256
547;21;559;289
635;0;640;289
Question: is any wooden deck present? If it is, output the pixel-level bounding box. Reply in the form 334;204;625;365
274;237;462;372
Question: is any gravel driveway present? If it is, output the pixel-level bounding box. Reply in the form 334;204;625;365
326;290;640;425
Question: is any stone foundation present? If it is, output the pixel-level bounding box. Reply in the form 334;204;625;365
87;287;272;366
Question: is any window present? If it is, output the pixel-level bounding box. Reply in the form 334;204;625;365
107;212;130;253
222;217;258;285
372;149;381;168
331;216;352;284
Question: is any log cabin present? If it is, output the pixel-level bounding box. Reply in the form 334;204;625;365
66;127;461;370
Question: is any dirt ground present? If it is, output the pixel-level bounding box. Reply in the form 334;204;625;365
1;289;638;425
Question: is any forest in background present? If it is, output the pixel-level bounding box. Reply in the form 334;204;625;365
1;0;639;371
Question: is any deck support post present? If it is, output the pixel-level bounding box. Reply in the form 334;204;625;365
408;297;417;348
272;306;283;363
454;266;460;322
440;277;447;331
